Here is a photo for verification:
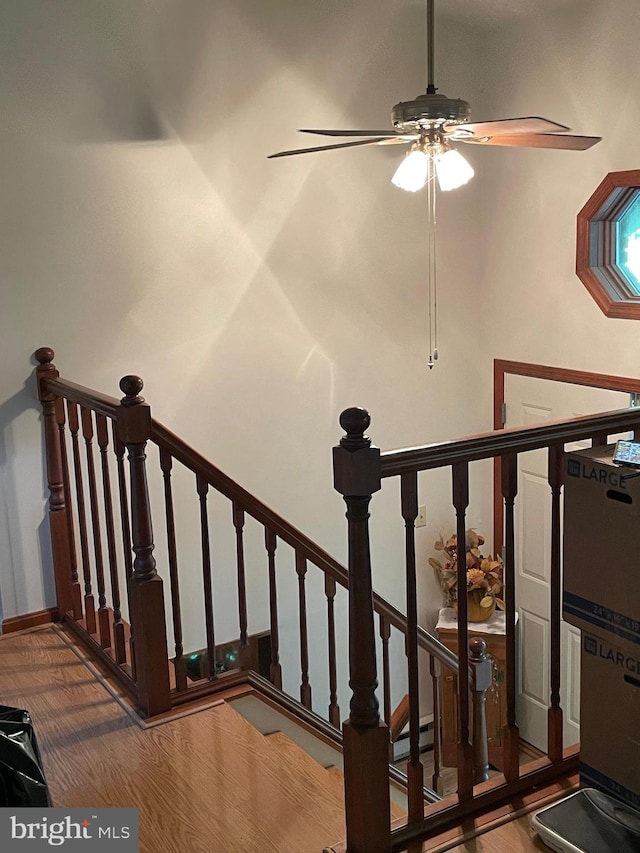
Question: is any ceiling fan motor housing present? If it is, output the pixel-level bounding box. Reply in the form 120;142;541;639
392;93;471;131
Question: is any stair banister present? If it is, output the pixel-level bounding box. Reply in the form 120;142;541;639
151;420;459;671
379;405;640;474
333;407;391;853
35;349;460;723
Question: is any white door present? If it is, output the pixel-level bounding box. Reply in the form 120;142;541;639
503;375;630;752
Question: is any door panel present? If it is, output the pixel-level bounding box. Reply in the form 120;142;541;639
504;375;629;751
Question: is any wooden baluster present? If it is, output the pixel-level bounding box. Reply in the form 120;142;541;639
67;400;96;635
197;474;216;680
325;574;341;727
452;461;473;800
160;449;187;691
401;471;425;821
56;396;83;620
232;503;250;670
590;430;609;447
379;615;391;732
117;375;171;717
333;407;390;853
265;528;282;689
113;425;134;674
114;429;133;579
548;444;564;762
501;451;520;781
296;553;312;709
430;654;443;795
469;637;492;783
379;614;394;764
35;348;74;619
82;407;111;648
96;414;126;663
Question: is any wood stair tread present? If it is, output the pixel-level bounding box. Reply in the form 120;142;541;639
326;762;407;821
223;718;346;834
266;733;407;823
266;732;344;798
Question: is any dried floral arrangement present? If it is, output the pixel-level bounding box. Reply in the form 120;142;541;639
429;529;504;613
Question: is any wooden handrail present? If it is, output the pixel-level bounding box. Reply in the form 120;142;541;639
380;406;640;475
152;420;460;673
41;377;121;419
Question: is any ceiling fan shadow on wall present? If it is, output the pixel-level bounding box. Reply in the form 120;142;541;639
269;0;601;367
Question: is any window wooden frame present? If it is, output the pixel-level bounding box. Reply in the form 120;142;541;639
576;169;640;319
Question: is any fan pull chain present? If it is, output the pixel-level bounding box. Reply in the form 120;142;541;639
427;161;439;369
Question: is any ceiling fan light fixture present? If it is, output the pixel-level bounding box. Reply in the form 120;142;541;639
434;147;474;191
391;147;431;192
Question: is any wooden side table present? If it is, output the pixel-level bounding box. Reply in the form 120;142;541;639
435;607;511;772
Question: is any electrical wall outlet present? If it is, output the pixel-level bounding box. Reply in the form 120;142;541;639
416;505;426;527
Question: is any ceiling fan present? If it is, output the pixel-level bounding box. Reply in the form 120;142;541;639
269;0;601;369
268;0;601;188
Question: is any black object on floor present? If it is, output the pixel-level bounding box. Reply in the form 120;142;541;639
532;788;640;853
0;705;52;806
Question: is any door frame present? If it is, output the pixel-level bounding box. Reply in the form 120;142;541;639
492;359;640;552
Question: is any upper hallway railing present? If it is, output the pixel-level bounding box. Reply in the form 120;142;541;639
332;402;640;853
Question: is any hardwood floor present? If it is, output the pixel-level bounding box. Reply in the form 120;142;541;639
0;625;346;852
0;625;565;853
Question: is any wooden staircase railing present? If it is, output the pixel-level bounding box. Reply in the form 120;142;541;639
333;403;640;853
33;347;461;793
37;349;637;852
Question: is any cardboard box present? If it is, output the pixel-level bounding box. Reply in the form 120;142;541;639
563;445;640;646
580;631;640;810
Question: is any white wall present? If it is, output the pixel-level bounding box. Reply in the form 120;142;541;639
5;0;635;719
0;1;492;717
476;0;640;382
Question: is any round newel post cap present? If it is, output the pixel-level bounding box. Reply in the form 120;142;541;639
469;636;492;693
119;375;145;407
35;347;55;365
339;407;371;449
333;407;380;496
469;636;488;660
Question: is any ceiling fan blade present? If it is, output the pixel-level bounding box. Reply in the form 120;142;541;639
376;136;418;146
461;132;601;150
300;128;405;138
448;116;570;139
268;137;390;158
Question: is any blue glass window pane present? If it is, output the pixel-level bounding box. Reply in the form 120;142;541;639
618;193;640;294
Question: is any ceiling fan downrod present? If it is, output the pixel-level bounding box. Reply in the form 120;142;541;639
391;0;470;132
426;0;436;94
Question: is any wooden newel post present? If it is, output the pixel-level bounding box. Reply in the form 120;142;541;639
469;637;492;784
333;407;391;853
118;375;171;718
35;347;74;619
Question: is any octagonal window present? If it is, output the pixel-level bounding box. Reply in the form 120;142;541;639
577;170;640;318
